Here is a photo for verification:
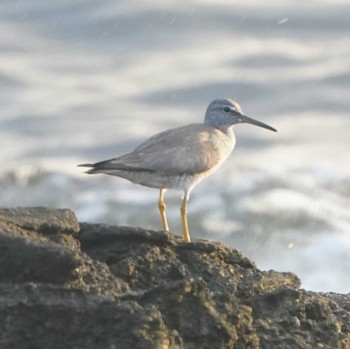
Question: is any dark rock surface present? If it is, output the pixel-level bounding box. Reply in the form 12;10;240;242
0;207;349;349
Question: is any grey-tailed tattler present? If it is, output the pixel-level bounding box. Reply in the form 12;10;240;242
79;98;277;242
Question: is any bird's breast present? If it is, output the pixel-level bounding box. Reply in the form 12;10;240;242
206;128;236;165
181;128;236;191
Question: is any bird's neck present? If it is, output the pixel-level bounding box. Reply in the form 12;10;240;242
206;121;235;136
223;124;235;136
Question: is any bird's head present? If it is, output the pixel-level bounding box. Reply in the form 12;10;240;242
204;98;277;133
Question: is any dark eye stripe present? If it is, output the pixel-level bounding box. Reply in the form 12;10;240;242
223;107;231;112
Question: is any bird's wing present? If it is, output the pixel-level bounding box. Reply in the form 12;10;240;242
90;124;231;175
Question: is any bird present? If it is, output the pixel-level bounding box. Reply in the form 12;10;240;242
79;98;277;242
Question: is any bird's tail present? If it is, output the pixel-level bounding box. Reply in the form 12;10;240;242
77;163;97;174
77;163;93;168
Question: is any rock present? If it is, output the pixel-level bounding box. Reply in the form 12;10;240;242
0;207;79;235
0;207;349;349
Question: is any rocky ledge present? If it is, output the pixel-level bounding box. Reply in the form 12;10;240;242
0;207;349;349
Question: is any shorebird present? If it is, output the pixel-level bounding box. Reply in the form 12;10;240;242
79;98;277;242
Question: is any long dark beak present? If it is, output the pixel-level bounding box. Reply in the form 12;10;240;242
240;114;277;132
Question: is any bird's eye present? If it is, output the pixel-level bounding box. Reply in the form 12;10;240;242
223;106;231;113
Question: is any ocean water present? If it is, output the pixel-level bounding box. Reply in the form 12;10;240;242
1;0;350;292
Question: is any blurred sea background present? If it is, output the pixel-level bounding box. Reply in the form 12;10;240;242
1;0;350;292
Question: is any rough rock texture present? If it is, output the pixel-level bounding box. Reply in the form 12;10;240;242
0;207;349;349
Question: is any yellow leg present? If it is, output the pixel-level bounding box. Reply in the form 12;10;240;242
158;189;169;231
180;192;191;242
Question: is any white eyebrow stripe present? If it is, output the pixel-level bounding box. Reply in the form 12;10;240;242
226;106;235;111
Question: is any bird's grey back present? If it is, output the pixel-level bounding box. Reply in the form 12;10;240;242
90;123;235;177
